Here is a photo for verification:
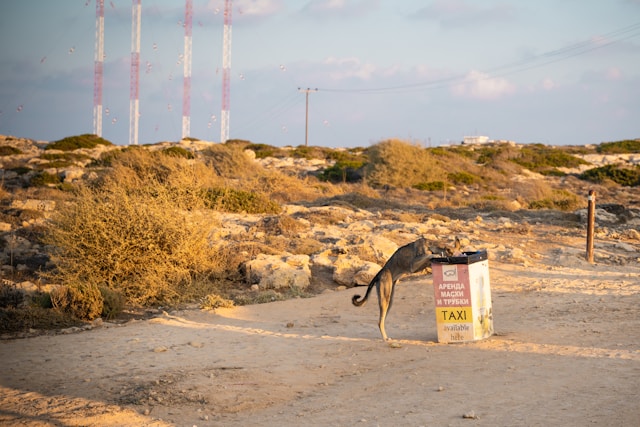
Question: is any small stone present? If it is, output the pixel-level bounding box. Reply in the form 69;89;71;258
463;411;478;419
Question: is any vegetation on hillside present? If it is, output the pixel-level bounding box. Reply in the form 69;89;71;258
597;139;640;154
0;135;638;327
46;134;113;151
579;164;640;187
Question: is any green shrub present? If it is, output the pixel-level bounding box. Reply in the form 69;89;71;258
539;169;566;177
414;181;445;191
99;286;125;320
579;164;640;186
0;146;22;156
510;144;588;172
597;139;640;154
447;171;477;185
440;145;475;159
476;146;508;164
41;152;91;162
46;134;113;151
291;145;332;160
30;171;61;186
0;283;24;308
201;187;281;214
37;160;75;169
162;146;194;159
8;166;32;175
244;143;282;159
319;160;365;183
528;189;582;211
50;283;103;320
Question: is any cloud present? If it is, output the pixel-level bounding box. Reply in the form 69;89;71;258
300;0;379;19
205;0;283;19
605;67;623;81
323;57;377;80
411;0;515;27
451;70;515;100
541;77;557;91
235;0;283;16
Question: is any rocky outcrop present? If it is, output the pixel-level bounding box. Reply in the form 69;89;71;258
245;253;311;290
1;136;639;301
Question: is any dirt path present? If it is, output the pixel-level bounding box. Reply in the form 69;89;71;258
1;254;639;426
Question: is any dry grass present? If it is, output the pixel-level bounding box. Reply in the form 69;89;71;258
5;138;608;323
42;151;231;307
365;139;448;188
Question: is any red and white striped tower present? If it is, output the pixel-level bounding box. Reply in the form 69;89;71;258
129;0;141;145
220;0;232;143
182;0;193;139
93;0;104;137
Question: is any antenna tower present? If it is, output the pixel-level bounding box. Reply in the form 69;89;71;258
220;0;232;142
129;0;141;145
182;0;192;139
93;0;104;137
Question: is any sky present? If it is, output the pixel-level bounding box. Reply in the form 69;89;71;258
0;0;639;148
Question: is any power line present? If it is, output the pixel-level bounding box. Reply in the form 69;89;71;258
316;21;640;95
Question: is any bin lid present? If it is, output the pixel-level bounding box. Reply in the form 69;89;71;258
431;249;488;265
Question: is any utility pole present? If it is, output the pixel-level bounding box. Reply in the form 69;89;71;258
298;87;317;146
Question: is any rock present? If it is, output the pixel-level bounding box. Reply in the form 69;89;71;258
332;254;380;287
574;208;619;224
624;229;640;240
61;167;86;182
348;235;398;265
615;242;636;252
244;253;311;290
10;199;56;212
352;262;380;286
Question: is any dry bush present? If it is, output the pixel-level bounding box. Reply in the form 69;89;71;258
42;149;230;307
286;237;324;256
99;285;125;320
365;139;447;188
200;293;235;311
201;144;257;178
101;148;219;210
250;215;308;238
202;143;341;204
50;283;103;320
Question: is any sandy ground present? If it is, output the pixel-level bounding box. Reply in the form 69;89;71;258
1;233;639;426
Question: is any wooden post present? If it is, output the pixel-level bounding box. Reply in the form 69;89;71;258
586;190;596;263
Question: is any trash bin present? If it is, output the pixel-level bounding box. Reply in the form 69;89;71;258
431;250;493;343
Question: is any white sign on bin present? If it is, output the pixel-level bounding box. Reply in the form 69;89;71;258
431;251;493;343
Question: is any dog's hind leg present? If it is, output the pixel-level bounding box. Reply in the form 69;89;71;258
376;270;394;341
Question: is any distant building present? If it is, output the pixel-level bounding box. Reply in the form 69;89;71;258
462;136;490;145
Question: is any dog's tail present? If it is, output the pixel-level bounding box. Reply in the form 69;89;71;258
352;275;378;307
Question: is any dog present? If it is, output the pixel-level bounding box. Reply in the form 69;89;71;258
352;237;460;341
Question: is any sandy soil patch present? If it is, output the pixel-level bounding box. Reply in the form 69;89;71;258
1;243;638;426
